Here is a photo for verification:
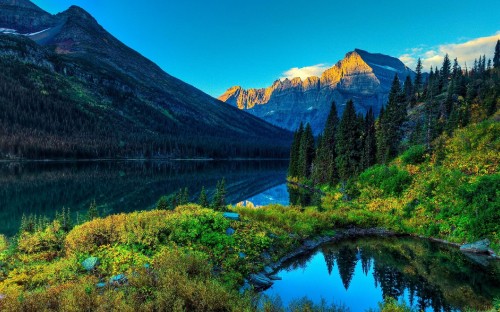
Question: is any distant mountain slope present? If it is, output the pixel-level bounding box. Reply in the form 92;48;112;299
0;1;291;159
219;49;415;134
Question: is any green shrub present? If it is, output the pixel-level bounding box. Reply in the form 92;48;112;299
358;165;412;196
458;174;500;240
401;145;427;165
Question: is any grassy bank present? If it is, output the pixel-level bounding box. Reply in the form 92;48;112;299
0;120;498;311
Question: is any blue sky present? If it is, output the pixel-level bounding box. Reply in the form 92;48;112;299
32;0;500;97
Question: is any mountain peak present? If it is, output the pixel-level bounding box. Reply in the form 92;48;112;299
0;0;44;11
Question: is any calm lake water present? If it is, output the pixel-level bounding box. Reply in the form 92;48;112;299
0;160;290;236
264;237;500;311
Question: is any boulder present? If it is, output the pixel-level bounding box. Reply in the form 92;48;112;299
249;273;273;288
226;227;235;235
223;212;240;221
81;256;100;271
96;282;107;288
269;275;282;280
239;279;252;294
460;239;490;254
238;252;246;259
263;266;273;274
109;274;127;285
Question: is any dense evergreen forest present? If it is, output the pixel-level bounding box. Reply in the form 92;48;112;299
0;35;291;160
289;40;500;186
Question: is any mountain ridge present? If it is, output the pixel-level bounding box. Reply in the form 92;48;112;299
0;1;292;159
219;49;415;134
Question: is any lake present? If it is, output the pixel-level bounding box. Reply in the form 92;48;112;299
0;160;290;236
263;237;500;311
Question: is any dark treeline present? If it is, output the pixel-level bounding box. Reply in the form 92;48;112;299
0;43;290;160
289;40;500;185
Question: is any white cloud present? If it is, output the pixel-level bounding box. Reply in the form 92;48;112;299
281;63;330;80
400;32;500;71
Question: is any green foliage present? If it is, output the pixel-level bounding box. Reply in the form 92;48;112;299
400;145;427;165
87;200;99;221
156;196;170;210
198;186;209;208
458;174;500;240
211;179;226;211
358;165;412;196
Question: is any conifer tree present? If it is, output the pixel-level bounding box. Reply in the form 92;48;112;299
288;123;304;177
494;40;500;68
361;107;376;170
414;58;423;98
298;123;315;179
335;100;361;181
87;200;99;221
212;178;226;211
312;102;339;184
440;54;451;91
377;75;405;163
156;196;169;210
198;186;209;207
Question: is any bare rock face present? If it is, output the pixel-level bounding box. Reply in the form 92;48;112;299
220;49;415;135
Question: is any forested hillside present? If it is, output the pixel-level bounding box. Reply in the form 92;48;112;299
289;41;500;249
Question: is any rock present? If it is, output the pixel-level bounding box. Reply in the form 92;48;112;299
238;252;246;259
219;49;414;135
303;240;317;248
462;252;491;267
249;273;273;288
239;279;252;294
226;227;235;235
263;266;273;274
96;282;107;288
223;212;240;221
460;239;491;254
261;252;271;261
269;275;282;280
81;257;100;271
109;274;127;285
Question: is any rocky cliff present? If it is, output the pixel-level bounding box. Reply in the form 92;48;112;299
219;49;415;134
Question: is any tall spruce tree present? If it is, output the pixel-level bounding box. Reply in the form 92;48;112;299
440;54;451;91
312;102;339;184
298;124;315;179
494;40;500;68
199;186;209;207
335;100;361;181
377;75;405;163
361;107;376;170
288;123;304;177
414;58;423;98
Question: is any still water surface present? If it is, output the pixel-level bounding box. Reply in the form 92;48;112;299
0;160;290;236
264;237;500;311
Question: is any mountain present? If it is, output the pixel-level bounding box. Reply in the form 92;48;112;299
219;49;415;134
0;1;292;159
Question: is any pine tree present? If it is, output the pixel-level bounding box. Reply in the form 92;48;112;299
312;102;338;184
440;54;451;91
288;123;304;177
156;196;169;210
403;75;414;105
414;58;423;98
377;75;405;163
87;200;99;221
212;178;226;211
298;124;315;179
335;100;361;181
198;186;209;207
361;107;376;170
494;40;500;68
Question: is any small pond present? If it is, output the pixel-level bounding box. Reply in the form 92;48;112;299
263;237;500;311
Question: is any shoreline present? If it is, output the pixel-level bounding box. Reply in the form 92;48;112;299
245;228;500;291
0;158;290;163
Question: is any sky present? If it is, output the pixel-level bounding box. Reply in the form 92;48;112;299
32;0;500;97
